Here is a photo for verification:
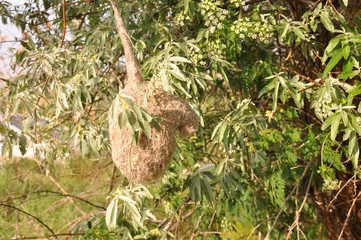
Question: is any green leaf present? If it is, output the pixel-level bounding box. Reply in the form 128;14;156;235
198;163;215;173
349;131;359;169
320;11;334;32
341;111;348;127
118;111;128;129
293;27;305;40
0;123;6;134
169;69;186;81
258;78;277;97
150;118;162;133
184;0;190;12
272;81;280;112
21;41;32;50
169;56;191;63
342;43;350;60
2;141;9;157
218;123;228;143
19;135;27;156
348;114;361;135
323;37;342;64
343;128;351;141
330;113;341;140
211;121;223;140
87;137;101;157
106;198;118;231
352;140;359;169
190;175;201;204
343;57;353;73
322;48;343;79
127;111;137;126
200;178;215;205
338;71;359;80
139;120;151;139
132;104;144;121
219;65;229;83
321;112;338;130
279;22;290;41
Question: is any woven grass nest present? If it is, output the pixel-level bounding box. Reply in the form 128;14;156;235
108;0;199;183
109;82;199;183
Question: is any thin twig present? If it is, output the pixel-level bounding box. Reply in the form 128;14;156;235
48;175;87;215
32;12;99;27
190;212;205;240
247;217;276;240
59;0;66;48
86;50;124;117
264;161;313;240
337;190;361;240
108;165;117;194
1;190;105;210
204;210;217;240
282;48;293;67
12;233;84;240
286;172;314;239
271;83;318;117
296;133;322;150
312;48;327;67
199;231;232;239
182;210;194;221
1;203;55;235
57;211;104;233
34;75;51;137
281;66;323;86
43;190;106;210
327;171;359;210
208;210;217;230
328;0;339;15
31;0;94;16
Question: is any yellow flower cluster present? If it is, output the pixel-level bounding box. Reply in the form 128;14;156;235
322;177;341;192
230;0;246;8
231;17;273;43
200;0;228;33
150;228;160;236
175;11;191;27
71;73;83;84
220;217;232;231
265;110;274;122
313;91;338;121
190;39;227;65
119;98;129;112
148;72;163;95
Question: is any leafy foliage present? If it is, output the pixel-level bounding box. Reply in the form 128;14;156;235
2;0;361;239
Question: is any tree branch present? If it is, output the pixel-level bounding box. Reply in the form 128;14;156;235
1;203;55;235
12;233;84;240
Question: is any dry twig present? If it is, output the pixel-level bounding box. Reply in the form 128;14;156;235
190;212;205;240
337;190;361;240
1;203;55;235
264;161;313;240
286;172;314;239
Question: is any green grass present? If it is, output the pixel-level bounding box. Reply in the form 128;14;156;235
0;156;117;239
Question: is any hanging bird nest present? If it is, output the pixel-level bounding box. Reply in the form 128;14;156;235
108;0;199;183
109;82;199;183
